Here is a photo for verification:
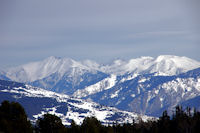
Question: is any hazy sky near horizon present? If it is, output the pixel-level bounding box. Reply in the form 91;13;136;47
0;0;200;68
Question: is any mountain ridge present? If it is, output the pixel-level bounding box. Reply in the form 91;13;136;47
0;79;153;125
75;67;200;116
3;55;200;83
1;55;200;117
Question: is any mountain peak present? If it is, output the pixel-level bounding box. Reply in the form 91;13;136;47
44;56;74;63
5;56;100;82
155;55;176;62
100;55;200;76
46;56;61;60
3;55;200;82
155;55;193;62
152;55;200;75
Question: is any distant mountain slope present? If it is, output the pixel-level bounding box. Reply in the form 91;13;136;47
2;55;200;95
73;68;200;117
4;56;100;82
0;55;200;117
4;55;200;82
30;71;109;95
0;73;10;81
0;79;152;125
101;55;200;76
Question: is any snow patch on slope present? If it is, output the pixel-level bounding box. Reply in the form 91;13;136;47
0;81;154;126
161;78;200;94
73;75;117;98
110;87;123;98
120;73;138;82
1;84;69;102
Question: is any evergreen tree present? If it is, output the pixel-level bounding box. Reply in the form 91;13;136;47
0;100;32;133
36;113;67;133
69;119;80;133
1;100;200;133
81;117;103;133
193;110;200;133
158;110;171;133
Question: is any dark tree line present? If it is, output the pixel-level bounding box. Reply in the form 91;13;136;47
0;101;32;133
0;101;200;133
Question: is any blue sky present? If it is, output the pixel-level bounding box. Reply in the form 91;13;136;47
0;0;200;68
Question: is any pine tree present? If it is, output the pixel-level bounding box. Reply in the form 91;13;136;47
158;110;171;133
0;100;32;133
36;113;67;133
69;119;80;133
81;117;103;133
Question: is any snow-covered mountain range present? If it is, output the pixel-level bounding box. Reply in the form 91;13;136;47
74;68;200;116
1;55;200;117
3;55;200;82
0;79;152;125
